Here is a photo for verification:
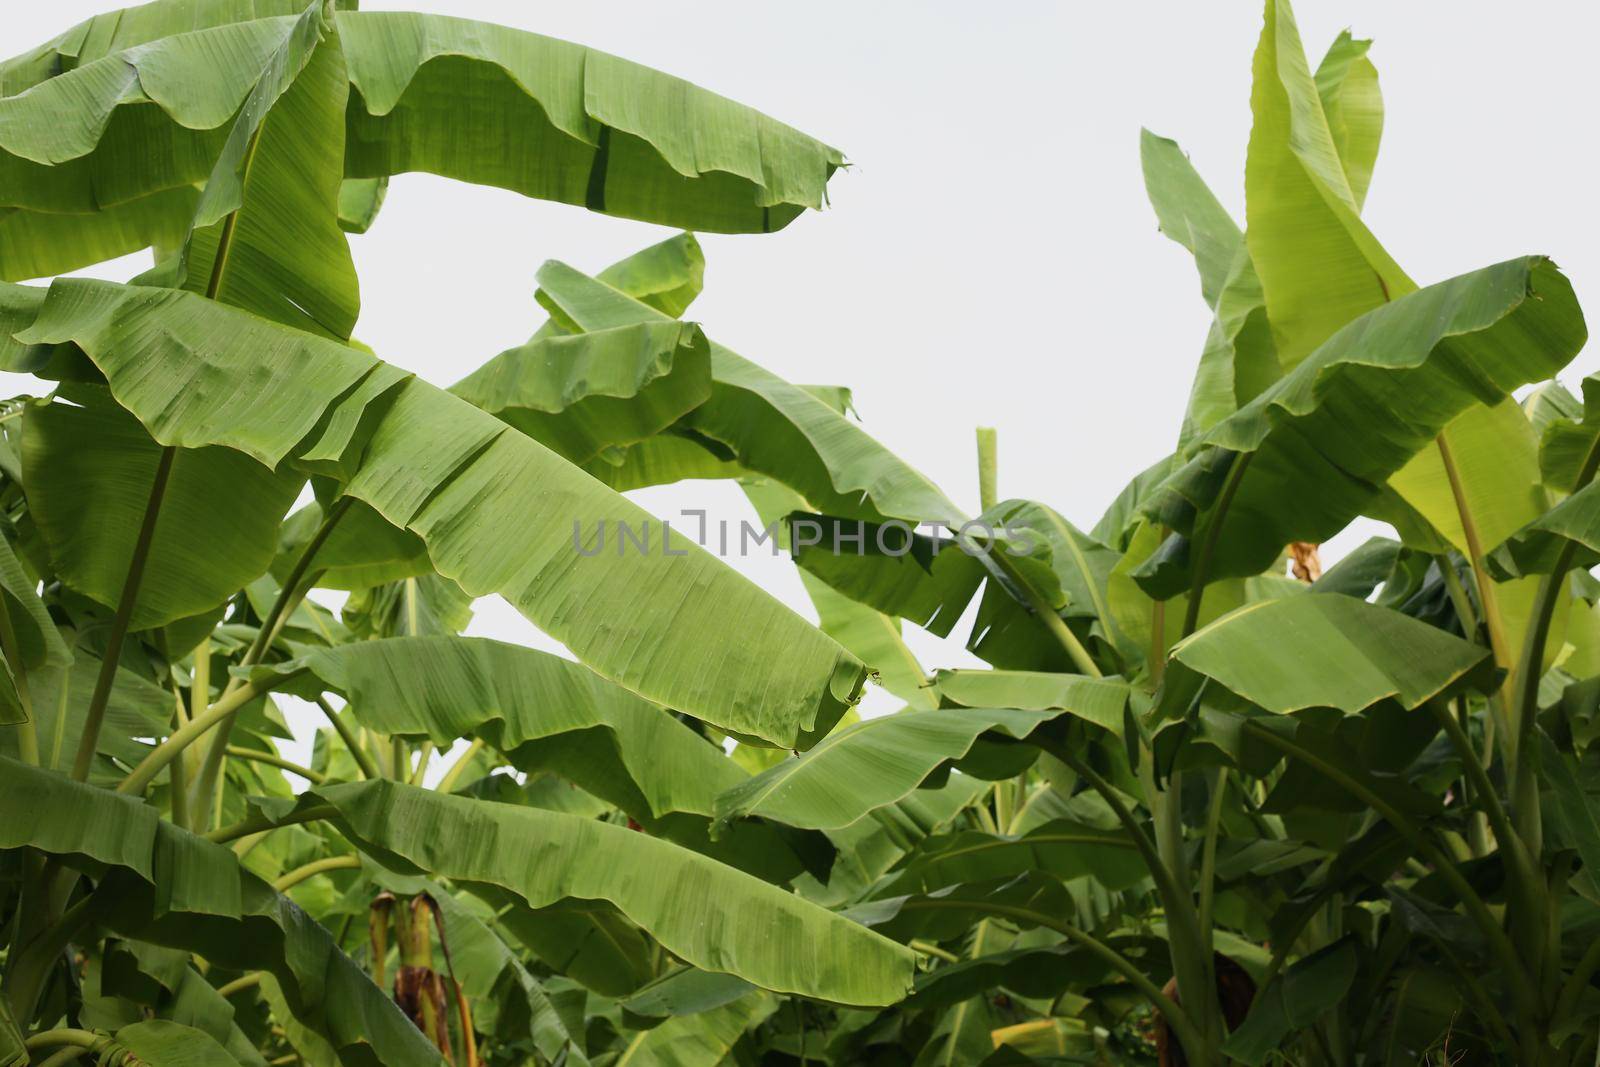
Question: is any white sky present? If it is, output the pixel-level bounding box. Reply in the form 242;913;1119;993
7;1;1600;768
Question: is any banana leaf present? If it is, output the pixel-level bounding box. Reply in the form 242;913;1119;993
10;276;865;748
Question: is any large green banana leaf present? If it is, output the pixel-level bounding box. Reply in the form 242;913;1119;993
1166;594;1496;715
10;277;866;747
1134;257;1584;597
0;756;443;1067
532;260;962;524
174;1;358;340
1244;0;1406;371
0;0;325;92
22;385;302;630
711;702;1126;832
0;8;845;281
253;779;918;1006
451;321;711;465
288;635;743;821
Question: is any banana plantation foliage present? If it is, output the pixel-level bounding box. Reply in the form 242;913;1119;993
1;0;1598;1064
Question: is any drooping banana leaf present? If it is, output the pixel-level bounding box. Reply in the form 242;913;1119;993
905;940;1163;1014
1164;594;1496;715
252;779;917;1006
339;11;844;233
533;260;963;524
0;9;846;281
712;702;1126;833
0;756;444;1067
98;950;267;1067
1133;256;1585;598
287;635;744;822
10;277;866;748
0;0;326;93
451;321;711;465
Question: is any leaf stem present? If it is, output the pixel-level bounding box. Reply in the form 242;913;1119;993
316;695;380;780
117;672;305;796
1182;450;1252;638
205;803;338;845
272;854;360;892
435;738;484;794
214;971;265;999
72;445;175;781
987;550;1101;677
226;745;326;785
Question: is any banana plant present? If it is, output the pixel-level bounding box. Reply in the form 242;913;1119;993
0;1;932;1063
490;4;1600;1065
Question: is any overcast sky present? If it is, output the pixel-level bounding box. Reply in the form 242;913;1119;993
7;2;1600;751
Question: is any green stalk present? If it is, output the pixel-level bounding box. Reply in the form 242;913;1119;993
408;741;436;786
1181;451;1252;638
1038;736;1214;1056
226;746;326;785
316;695;381;780
272;854;360;892
1435;436;1518;754
22;1030;107;1054
987;549;1101;677
435;738;484;794
976;427;998;511
192;500;349;823
205;803;338;845
214;971;265;999
1196;765;1228;955
72;445;175;781
117;672;305;797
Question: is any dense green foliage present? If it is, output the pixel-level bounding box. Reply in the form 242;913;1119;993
1;1;1597;1065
